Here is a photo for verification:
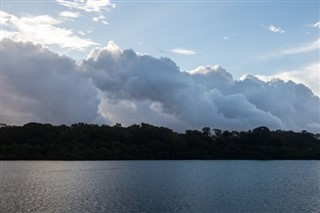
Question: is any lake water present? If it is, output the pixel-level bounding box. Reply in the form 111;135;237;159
1;161;320;213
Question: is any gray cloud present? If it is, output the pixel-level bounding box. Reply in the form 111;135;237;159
1;38;99;125
233;75;320;132
187;65;234;91
83;41;318;132
1;39;319;132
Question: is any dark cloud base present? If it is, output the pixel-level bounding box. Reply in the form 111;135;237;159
1;39;319;132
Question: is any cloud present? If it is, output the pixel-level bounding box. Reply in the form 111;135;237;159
223;33;235;40
259;38;320;60
236;74;320;132
187;65;234;91
93;15;104;21
280;38;320;55
83;41;319;132
56;0;115;24
59;11;80;19
78;30;86;36
256;62;320;96
313;21;320;28
0;10;97;50
92;14;109;24
0;38;99;125
260;24;285;33
1;39;319;132
169;48;198;55
56;0;115;13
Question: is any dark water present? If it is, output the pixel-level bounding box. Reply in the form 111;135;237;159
1;161;320;213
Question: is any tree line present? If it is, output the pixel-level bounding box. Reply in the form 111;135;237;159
0;122;319;160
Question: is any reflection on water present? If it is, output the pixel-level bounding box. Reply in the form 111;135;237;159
1;161;320;213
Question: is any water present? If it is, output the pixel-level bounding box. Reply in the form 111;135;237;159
1;161;320;213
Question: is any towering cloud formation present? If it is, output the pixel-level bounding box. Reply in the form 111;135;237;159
1;39;319;132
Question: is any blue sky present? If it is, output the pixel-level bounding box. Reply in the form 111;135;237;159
2;0;319;78
1;0;320;131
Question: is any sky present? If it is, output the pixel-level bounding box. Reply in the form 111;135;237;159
1;0;320;132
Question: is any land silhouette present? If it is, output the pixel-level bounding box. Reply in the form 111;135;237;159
1;123;319;160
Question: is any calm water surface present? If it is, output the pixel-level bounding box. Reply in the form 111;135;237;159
1;161;320;213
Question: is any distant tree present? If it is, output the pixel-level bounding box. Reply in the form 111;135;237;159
213;129;222;138
0;123;7;128
231;131;239;138
114;123;122;128
202;127;211;137
253;126;270;135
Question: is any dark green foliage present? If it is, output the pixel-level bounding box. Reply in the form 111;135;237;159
0;123;319;160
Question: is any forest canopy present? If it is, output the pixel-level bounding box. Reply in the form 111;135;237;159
0;123;319;160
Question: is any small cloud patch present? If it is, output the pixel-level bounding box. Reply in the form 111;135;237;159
169;48;198;55
260;24;285;33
